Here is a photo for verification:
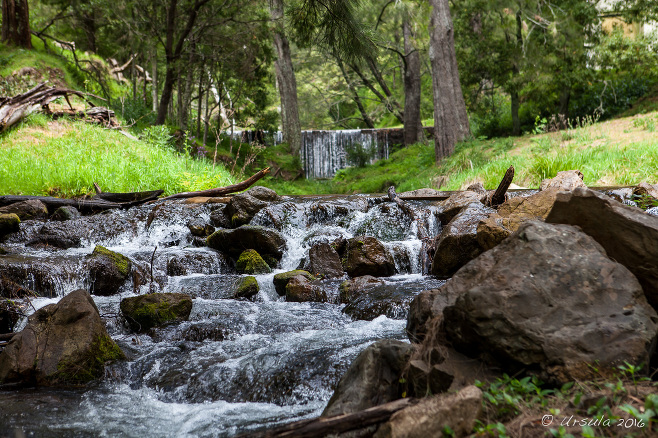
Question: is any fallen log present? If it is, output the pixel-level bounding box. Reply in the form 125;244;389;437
0;195;120;212
0;82;101;133
241;397;416;438
159;167;271;201
92;183;163;204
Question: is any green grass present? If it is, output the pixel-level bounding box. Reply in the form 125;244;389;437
0;115;233;197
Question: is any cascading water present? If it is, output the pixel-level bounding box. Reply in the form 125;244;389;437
0;195;444;437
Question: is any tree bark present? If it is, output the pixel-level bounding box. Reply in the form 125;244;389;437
151;49;159;113
1;0;32;48
270;0;302;156
511;11;522;136
403;18;423;145
428;0;470;162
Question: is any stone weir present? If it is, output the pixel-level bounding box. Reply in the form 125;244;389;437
230;127;434;179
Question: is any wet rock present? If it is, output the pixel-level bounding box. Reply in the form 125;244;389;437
466;182;486;193
89;246;132;296
339;275;384;304
540;169;586;191
308;197;369;226
32;221;82;249
0;254;80;298
285;275;327;303
374;385;482;438
224;186;280;227
234;276;259;300
0;300;21;333
0;200;48;220
308;243;343;278
343;285;420;321
273;270;315;296
406;289;443;343
120;293;193;333
0;277;36;299
209;205;232;228
0;289;125;385
434;190;484;224
546;187;658;310
431;202;496;278
388;243;413;274
235;249;271;275
166;251;228;276
350;203;413;242
442;221;658;384
51;206;81;221
343;236;395;278
399;188;443;197
187;218;214;237
323;340;414;417
0;213;20;237
476;213;513;252
207;225;287;262
633;182;658;207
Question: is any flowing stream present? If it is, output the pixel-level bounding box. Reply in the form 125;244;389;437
0;195;444;437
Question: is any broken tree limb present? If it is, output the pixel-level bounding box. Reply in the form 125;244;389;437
0;82;102;133
159;167;271;201
242;397;417;438
487;165;515;208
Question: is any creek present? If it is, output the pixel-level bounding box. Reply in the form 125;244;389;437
0;195;445;437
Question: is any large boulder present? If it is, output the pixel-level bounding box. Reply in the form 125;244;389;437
0;289;125;385
322;340;414;417
0;213;20;237
343;236;395;278
307;242;344;278
31;221;82;249
120;293;193;333
442;221;658;384
207;225;287;262
285;275;327;303
434;190;485;224
374;386;482;438
88;246;132;296
0;200;48;220
341;278;420;321
339;275;384;304
273;270;315;296
539;169;586;191
235;249;271;275
430;202;495;278
51;206;81;221
224;186;281;227
546;187;658;310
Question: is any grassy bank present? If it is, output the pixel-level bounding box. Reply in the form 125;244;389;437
0;115;233;197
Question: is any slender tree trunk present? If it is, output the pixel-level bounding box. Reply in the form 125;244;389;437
1;0;31;48
151;50;158;113
511;11;522;136
337;57;375;128
197;68;204;139
403;19;423;145
428;0;470;162
559;86;570;119
270;0;302;156
511;88;520;135
80;11;96;53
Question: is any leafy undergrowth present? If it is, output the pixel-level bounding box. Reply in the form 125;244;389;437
475;367;658;438
0;115;233;197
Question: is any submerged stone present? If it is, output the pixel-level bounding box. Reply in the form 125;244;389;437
121;293;193;333
234;276;259;300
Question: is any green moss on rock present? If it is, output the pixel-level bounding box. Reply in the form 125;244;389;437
234;276;259;300
120;293;193;333
236;249;271;274
0;213;20;237
273;270;315;296
92;245;131;277
53;334;125;384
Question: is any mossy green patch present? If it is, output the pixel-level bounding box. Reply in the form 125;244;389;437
0;213;20;236
92;245;131;277
272;270;315;296
234;276;259;300
236;249;271;274
52;334;125;384
120;293;193;333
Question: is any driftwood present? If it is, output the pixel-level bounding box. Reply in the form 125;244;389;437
0;82;100;133
93;183;163;204
242;397;417;438
486;165;515;207
159;167;271;201
44;105;119;127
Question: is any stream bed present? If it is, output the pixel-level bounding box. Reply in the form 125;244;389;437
0;195;444;437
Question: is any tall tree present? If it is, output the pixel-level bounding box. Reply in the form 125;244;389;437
403;17;424;144
270;0;302;156
428;0;470;162
1;0;31;48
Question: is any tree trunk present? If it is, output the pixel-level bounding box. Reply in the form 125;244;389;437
1;0;31;48
337;57;375;129
80;11;96;53
270;0;302;156
151;50;159;113
403;19;423;145
511;88;520;135
511;10;522;136
428;0;470;162
559;86;570;119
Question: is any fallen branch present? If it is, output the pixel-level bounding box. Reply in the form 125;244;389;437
487;165;515;207
159;167;271;200
241;397;416;438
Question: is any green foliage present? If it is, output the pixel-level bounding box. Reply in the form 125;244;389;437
139;125;174;149
345;143;374;168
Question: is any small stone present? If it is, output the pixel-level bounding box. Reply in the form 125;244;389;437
234;276;259;300
235;249;271;274
273;270;315;296
0;213;20;237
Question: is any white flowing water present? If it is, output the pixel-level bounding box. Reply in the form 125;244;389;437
0;195;444;437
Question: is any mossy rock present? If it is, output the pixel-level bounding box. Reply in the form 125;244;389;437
120;293;193;333
92;245;131;277
273;270;315;296
234;276;259;300
236;249;271;274
54;333;125;384
0;213;20;237
89;246;132;296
